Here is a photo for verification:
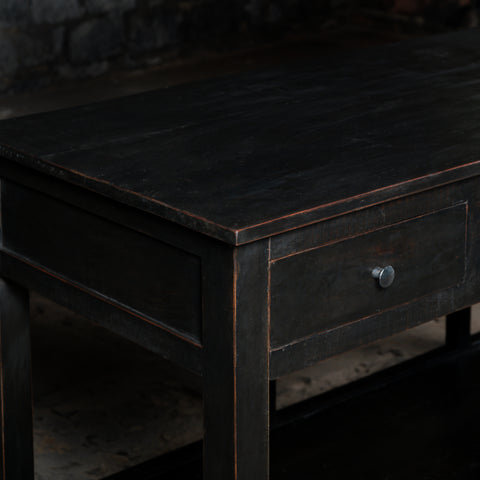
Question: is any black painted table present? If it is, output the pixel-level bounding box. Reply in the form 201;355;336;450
1;29;480;480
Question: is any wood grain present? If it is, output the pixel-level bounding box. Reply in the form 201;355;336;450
203;240;270;479
2;180;203;343
0;279;34;480
2;31;480;243
270;204;466;348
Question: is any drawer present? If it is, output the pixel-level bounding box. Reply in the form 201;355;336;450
270;204;467;349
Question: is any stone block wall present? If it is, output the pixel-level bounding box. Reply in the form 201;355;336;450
0;0;330;93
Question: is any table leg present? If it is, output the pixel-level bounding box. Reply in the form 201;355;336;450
0;278;34;480
270;380;277;414
203;241;270;480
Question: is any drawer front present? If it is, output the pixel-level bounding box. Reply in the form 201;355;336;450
270;204;467;348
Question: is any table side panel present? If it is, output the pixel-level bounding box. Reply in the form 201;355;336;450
1;180;203;344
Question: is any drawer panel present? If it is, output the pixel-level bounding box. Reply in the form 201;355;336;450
270;204;467;348
2;181;202;343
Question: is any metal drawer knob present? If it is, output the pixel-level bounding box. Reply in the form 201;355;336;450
372;265;395;288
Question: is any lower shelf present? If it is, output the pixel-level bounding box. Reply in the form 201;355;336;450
104;336;480;480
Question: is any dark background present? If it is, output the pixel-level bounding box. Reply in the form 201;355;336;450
0;0;477;94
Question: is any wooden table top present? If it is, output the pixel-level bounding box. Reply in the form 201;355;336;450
1;30;480;245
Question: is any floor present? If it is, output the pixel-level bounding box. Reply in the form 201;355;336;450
1;25;478;479
30;295;480;480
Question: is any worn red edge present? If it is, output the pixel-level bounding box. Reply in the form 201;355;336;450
1;144;480;246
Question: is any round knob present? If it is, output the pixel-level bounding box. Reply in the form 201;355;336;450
372;265;395;288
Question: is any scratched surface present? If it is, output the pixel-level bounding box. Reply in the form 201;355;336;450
1;30;480;243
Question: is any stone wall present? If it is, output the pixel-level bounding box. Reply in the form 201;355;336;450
0;0;330;93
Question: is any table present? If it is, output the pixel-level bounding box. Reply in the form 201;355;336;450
1;29;480;480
